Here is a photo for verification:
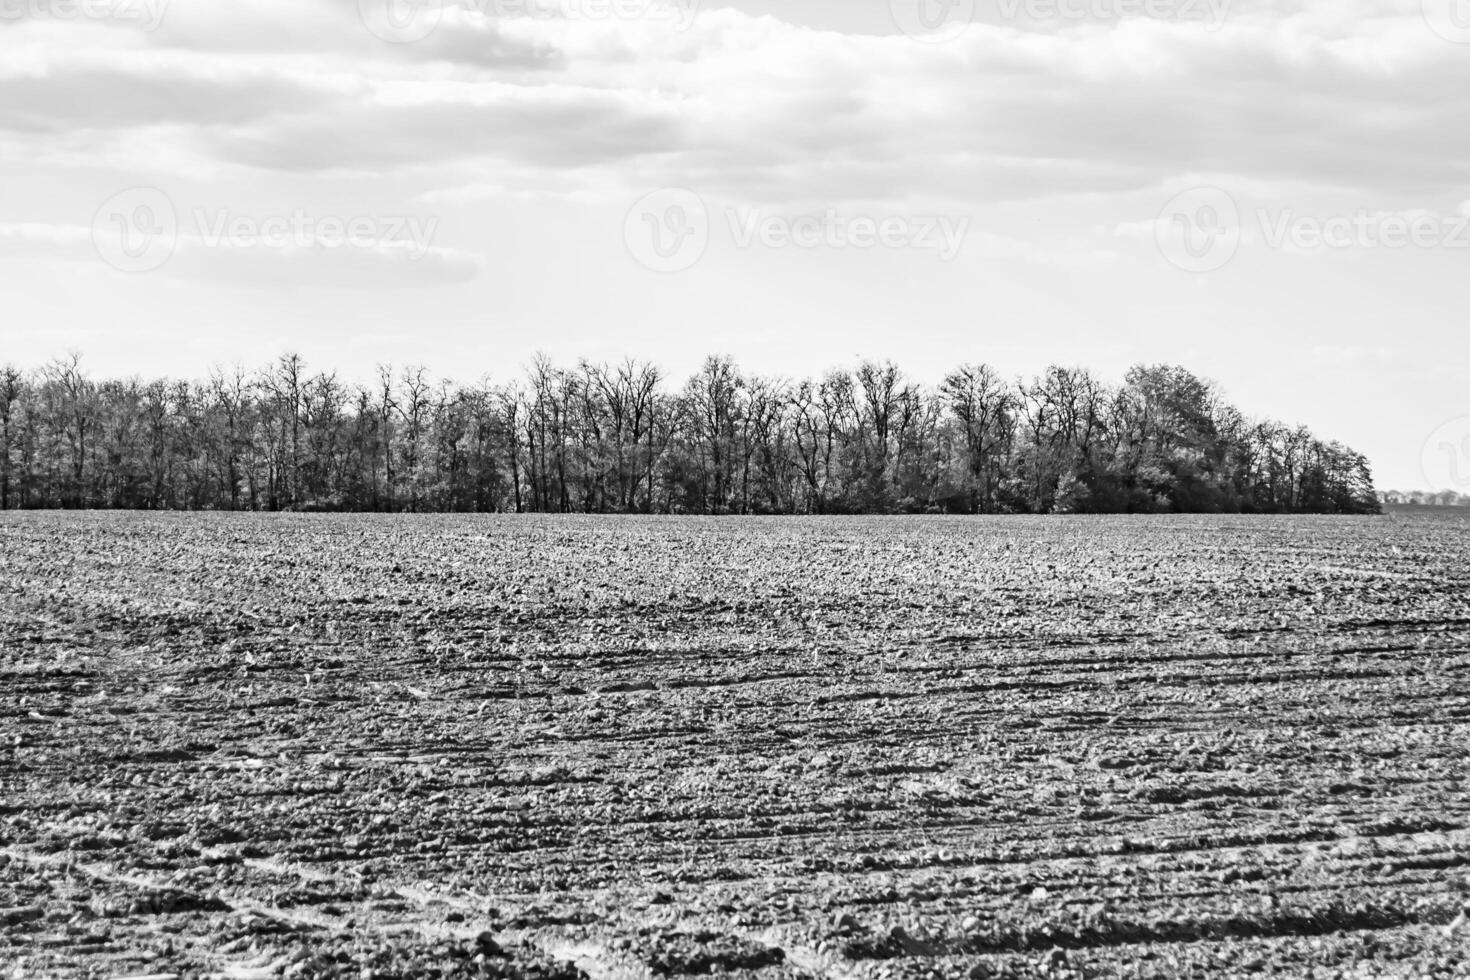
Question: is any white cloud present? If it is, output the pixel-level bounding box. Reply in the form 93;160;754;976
4;0;1468;212
0;222;92;246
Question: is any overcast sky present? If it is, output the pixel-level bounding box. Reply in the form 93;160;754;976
2;0;1467;490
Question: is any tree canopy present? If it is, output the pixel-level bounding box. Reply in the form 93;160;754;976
0;353;1380;516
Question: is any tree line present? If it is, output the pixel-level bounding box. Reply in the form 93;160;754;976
1379;490;1468;507
0;353;1380;515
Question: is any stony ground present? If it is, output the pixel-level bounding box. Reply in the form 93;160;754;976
2;511;1469;980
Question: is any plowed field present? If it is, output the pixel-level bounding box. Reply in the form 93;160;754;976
3;512;1469;979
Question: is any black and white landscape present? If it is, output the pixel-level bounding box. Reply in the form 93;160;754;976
2;2;1469;978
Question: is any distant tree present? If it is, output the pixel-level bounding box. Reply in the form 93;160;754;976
0;365;25;510
941;363;1010;513
0;352;1384;517
42;353;98;508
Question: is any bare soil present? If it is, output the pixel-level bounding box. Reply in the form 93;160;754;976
3;512;1469;979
